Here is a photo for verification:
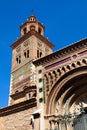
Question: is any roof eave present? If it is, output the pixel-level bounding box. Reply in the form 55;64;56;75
10;30;54;49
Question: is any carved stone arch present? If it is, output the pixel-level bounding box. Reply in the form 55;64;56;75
61;77;87;114
46;66;87;116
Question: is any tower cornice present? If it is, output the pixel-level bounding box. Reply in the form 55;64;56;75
10;30;54;49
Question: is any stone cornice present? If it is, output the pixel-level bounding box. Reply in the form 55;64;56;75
33;38;87;66
0;98;37;117
10;30;54;49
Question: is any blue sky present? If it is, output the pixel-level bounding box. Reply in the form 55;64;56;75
0;0;87;108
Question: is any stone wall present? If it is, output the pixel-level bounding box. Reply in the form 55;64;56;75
0;107;37;130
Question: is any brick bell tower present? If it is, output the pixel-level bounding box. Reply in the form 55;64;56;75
9;14;54;105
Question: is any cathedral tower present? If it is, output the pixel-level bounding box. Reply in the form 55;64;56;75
9;14;54;105
0;13;87;130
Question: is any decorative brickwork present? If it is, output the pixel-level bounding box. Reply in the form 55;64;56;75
0;14;87;130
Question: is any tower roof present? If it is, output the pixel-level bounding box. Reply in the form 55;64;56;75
20;14;45;37
20;15;44;29
11;14;54;49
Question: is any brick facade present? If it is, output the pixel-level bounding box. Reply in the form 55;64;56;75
0;14;87;130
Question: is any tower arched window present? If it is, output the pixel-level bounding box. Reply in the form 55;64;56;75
30;25;35;31
23;28;27;35
24;50;29;58
24;52;26;58
38;27;42;35
37;50;39;58
16;55;21;64
19;55;21;63
37;50;42;58
27;50;29;58
40;52;42;57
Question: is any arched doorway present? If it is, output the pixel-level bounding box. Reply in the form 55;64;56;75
46;66;87;130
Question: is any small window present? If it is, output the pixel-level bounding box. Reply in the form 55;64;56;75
16;55;21;64
37;50;42;58
30;25;35;30
24;52;26;58
16;57;18;63
27;50;29;58
19;56;21;64
40;52;42;57
24;50;29;58
38;28;42;34
37;50;39;58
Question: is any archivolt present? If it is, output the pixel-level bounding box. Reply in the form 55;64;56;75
46;66;87;115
